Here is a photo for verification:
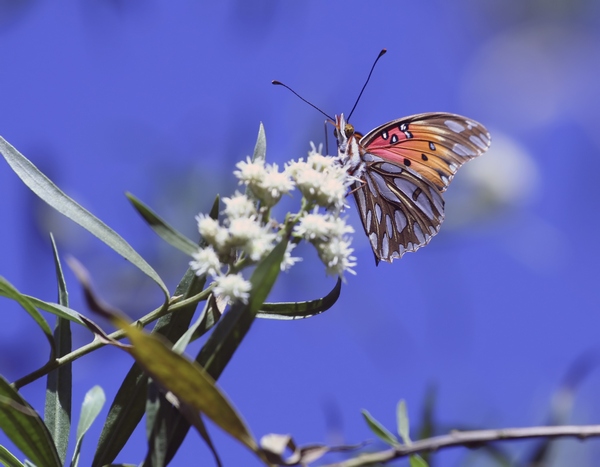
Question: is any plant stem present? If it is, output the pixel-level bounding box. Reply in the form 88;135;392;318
13;287;213;389
323;424;600;467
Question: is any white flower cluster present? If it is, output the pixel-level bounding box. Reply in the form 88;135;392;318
286;143;352;210
189;144;357;305
294;211;356;276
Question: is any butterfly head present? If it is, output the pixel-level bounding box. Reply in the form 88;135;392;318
334;113;364;172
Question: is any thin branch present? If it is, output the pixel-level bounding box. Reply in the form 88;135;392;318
13;288;214;388
322;425;600;467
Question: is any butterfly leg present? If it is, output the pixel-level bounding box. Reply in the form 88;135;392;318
347;177;366;196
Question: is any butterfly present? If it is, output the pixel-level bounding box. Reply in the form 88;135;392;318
334;112;491;264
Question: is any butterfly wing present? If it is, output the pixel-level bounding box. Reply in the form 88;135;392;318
352;151;445;263
351;113;490;263
359;113;491;192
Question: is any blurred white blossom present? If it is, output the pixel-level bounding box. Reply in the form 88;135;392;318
196;214;229;250
223;192;257;220
294;211;354;242
281;242;302;272
213;273;252;304
234;157;294;207
317;237;357;277
189;246;221;277
286;143;350;210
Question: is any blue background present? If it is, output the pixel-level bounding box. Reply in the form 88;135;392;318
1;1;600;466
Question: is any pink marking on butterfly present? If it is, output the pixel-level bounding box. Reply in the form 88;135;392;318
335;112;491;264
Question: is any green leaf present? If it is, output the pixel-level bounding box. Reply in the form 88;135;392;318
126;193;198;256
252;123;266;162
0;136;168;299
0;377;61;467
163;237;288;463
0;276;83;329
92;268;207;467
91;366;147;467
20;296;83;325
197;237;288;379
172;298;213;354
144;383;168;467
397;400;411;445
119;321;259;455
410;454;430;467
0;277;55;358
257;278;341;319
361;410;398;447
44;235;72;466
72;386;105;467
0;445;25;467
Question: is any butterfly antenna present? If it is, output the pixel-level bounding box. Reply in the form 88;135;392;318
272;80;334;121
347;48;387;121
323;120;330;155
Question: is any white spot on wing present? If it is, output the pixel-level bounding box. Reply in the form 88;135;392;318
453;143;475;157
380;162;403;174
445;120;465;133
414;190;434;220
395;209;407;231
369;232;378;249
429;187;444;214
366;174;379;198
366;209;372;230
375;204;382;223
381;234;389;258
363;153;384;163
393;177;417;198
385;214;393;234
413;223;426;244
469;134;488;151
356;187;367;217
371;172;399;203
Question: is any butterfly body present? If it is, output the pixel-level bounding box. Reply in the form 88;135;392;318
335;113;491;264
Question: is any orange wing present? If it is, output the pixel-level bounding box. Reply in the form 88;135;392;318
359;113;491;192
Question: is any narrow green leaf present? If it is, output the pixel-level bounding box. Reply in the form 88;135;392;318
72;386;105;467
120;321;259;454
20;296;83;325
91;366;147;467
257;278;342;319
0;445;25;467
144;382;168;467
397;400;411;445
172;298;212;354
361;410;398;447
164;238;288;463
126;193;198;256
0;377;61;467
92;268;206;467
44;235;72;466
252;123;266;162
0;136;168;298
197;237;288;379
0;278;55;358
410;454;430;467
